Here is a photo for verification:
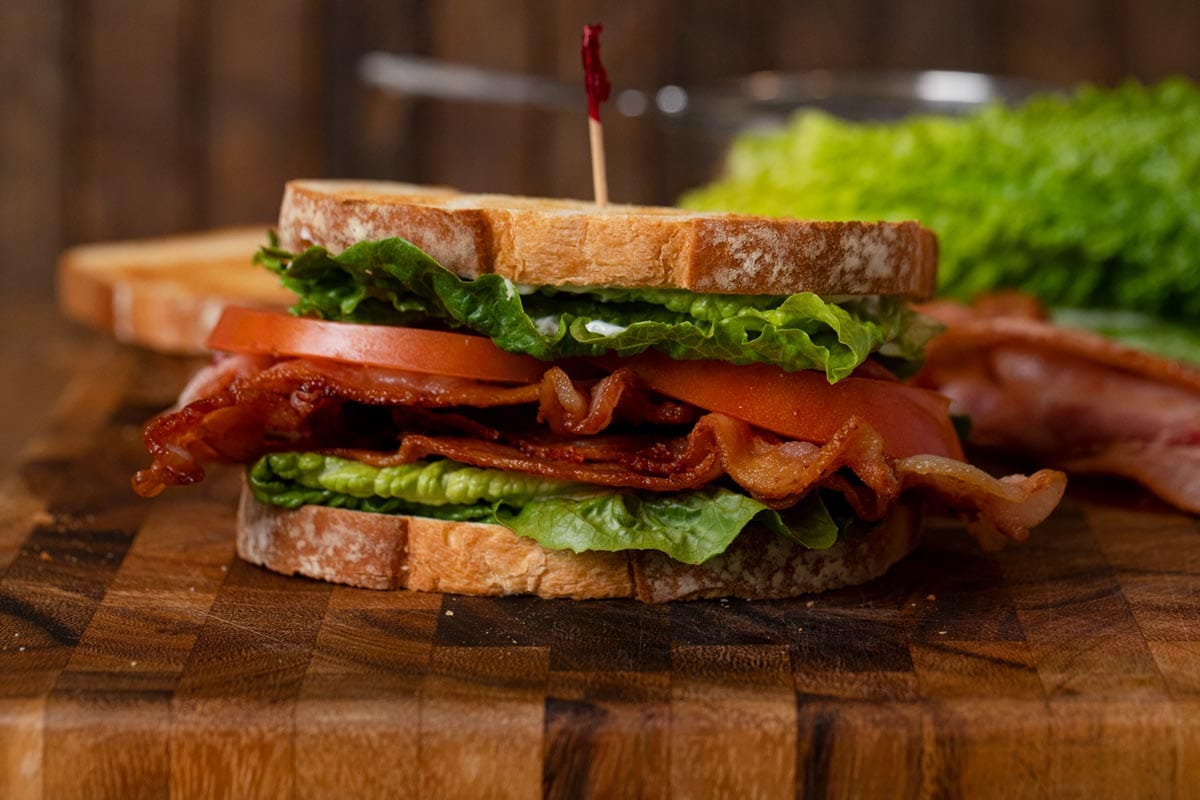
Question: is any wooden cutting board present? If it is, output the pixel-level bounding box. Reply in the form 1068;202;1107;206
1;335;1197;800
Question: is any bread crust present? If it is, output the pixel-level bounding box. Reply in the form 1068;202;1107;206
236;486;922;602
278;180;938;299
56;226;294;354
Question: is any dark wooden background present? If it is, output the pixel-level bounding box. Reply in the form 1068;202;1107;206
3;0;1200;305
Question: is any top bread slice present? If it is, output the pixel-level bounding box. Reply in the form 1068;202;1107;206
57;226;295;355
279;180;938;299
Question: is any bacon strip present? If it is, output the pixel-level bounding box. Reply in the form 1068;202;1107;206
917;295;1200;513
920;299;1200;395
895;455;1066;544
337;413;850;503
175;352;277;407
135;358;685;496
137;354;1063;540
335;414;1062;546
537;367;699;434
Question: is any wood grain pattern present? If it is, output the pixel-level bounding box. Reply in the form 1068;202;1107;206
1;335;1199;798
1123;0;1200;79
205;0;325;229
670;645;796;798
0;0;65;301
421;0;543;197
295;587;440;799
999;0;1123;83
422;646;549;799
320;0;428;183
543;670;670;799
72;0;194;243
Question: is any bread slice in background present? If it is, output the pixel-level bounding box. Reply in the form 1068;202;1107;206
56;226;294;355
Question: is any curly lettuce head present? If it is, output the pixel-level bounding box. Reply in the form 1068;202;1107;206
683;79;1200;332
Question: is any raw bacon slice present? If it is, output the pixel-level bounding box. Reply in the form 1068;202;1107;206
1060;444;1200;513
917;295;1200;513
920;300;1200;395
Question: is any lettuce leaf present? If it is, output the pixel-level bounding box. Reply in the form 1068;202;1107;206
248;453;840;564
251;451;584;507
496;490;836;564
682;79;1200;327
256;238;933;381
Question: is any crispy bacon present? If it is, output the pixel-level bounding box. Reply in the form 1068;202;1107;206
135;358;686;496
895;455;1066;544
176;352;276;407
917;294;1200;513
137;354;1063;541
336;413;836;502
335;414;1062;547
537;367;699;434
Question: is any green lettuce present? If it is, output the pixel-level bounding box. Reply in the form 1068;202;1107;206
248;453;841;564
682;79;1200;328
496;491;838;564
256;238;934;381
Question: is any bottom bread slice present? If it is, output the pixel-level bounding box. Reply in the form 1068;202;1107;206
236;485;921;602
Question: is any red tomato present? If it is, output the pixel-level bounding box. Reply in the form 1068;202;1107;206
619;352;964;460
206;308;549;384
208;308;962;458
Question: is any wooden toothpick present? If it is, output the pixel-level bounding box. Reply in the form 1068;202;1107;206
581;23;611;206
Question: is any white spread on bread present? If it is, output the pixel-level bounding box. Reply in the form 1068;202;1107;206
583;320;628;336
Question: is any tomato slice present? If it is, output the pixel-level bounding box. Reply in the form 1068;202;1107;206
619;352;964;460
208;308;962;458
206;307;549;384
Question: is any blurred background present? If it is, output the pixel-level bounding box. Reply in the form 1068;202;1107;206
3;0;1199;305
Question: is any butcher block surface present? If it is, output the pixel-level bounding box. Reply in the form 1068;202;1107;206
1;326;1198;799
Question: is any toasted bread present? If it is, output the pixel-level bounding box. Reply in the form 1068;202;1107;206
56;226;294;354
279;180;938;298
236;484;922;602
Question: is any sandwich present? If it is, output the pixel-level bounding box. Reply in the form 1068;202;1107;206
132;180;1065;601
